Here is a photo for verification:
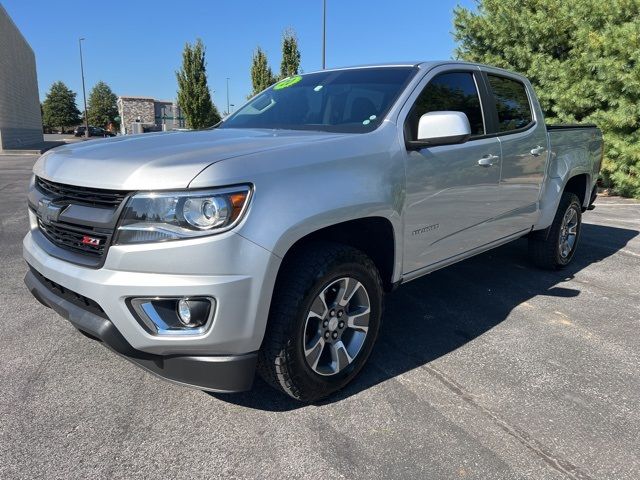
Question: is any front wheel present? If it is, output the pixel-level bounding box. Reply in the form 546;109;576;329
258;242;383;402
529;192;582;269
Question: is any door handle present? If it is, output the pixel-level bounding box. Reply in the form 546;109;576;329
531;145;545;156
477;154;499;167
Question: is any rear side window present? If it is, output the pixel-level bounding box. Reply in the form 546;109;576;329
408;72;485;140
487;75;532;132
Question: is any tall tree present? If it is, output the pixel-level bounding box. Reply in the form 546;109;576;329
279;28;301;79
454;0;640;198
40;103;46;131
87;81;118;128
250;47;276;96
41;81;81;132
176;39;221;128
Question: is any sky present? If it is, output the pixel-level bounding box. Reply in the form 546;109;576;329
3;0;476;113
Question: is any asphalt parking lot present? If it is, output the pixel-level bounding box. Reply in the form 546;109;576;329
1;154;639;480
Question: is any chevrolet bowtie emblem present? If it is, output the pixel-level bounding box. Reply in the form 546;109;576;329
37;199;65;225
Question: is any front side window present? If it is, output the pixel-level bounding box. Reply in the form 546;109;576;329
407;72;485;140
220;67;416;133
487;75;532;132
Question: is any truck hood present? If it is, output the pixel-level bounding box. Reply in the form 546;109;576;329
34;128;346;190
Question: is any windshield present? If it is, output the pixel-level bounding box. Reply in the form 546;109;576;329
220;67;416;133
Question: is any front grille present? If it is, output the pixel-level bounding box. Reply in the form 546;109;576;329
38;219;109;257
33;177;129;263
36;176;129;207
30;266;107;319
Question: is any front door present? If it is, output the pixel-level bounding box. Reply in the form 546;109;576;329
402;69;503;275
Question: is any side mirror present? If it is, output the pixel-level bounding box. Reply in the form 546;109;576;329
407;111;472;149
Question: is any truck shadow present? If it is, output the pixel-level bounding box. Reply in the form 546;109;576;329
209;222;638;411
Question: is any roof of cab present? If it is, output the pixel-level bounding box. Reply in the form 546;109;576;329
304;60;486;74
296;61;528;84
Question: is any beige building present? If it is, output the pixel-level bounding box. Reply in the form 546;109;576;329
117;96;185;134
0;4;43;150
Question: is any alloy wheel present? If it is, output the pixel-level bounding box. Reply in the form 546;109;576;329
302;277;371;376
558;206;579;259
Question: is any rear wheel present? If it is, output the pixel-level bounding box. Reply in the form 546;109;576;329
258;242;383;402
529;192;582;269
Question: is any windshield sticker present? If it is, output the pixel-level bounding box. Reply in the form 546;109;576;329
369;115;377;120
274;75;302;90
362;119;371;125
313;85;323;92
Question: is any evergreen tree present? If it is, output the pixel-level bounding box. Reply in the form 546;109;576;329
41;81;81;132
454;0;640;198
87;81;118;128
176;39;221;128
279;28;301;79
40;103;46;131
250;47;276;96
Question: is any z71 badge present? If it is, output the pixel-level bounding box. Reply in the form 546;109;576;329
81;235;101;246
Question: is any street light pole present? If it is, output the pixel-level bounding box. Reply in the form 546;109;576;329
322;0;326;69
226;77;230;116
78;38;89;138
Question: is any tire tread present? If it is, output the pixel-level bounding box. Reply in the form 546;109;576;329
529;192;581;270
257;241;382;401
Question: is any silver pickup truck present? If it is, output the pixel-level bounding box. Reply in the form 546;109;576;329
24;61;602;402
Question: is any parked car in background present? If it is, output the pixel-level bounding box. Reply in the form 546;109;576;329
24;61;602;402
73;126;116;137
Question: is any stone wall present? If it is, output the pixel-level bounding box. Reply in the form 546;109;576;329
0;5;43;150
117;97;155;134
118;97;185;133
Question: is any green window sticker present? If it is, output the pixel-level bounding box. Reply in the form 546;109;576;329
274;75;302;90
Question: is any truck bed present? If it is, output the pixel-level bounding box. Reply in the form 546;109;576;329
546;124;603;202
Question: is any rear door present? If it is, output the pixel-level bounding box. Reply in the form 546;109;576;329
481;70;549;234
401;67;503;274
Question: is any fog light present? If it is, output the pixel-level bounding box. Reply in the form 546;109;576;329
176;298;211;328
127;296;215;335
177;299;192;325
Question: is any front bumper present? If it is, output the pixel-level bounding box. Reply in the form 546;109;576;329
23;215;282;391
24;269;257;392
23;221;280;355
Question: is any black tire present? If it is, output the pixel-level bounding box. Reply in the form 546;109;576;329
258;242;383;402
529;192;582;269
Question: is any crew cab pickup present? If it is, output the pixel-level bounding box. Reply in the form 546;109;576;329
24;61;602;401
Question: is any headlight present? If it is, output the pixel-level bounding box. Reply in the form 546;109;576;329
114;185;252;244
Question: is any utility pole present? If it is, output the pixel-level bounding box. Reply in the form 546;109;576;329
322;0;326;69
78;38;89;138
226;78;230;116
